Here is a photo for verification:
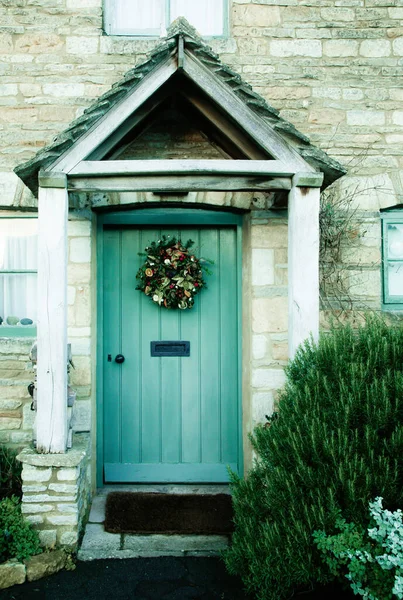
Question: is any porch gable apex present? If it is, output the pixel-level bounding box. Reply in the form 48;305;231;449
14;17;346;197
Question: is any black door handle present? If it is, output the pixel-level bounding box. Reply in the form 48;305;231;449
115;354;125;364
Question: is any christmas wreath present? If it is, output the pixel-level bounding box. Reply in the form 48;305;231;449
136;236;210;309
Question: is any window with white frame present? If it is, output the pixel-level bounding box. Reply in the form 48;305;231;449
0;218;38;331
104;0;227;37
381;210;403;309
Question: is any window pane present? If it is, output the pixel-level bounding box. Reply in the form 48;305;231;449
0;273;37;325
388;262;403;297
112;0;164;33
0;219;38;327
388;224;403;259
171;0;224;36
0;219;38;271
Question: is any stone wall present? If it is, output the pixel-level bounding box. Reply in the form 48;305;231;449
0;0;401;313
0;338;35;448
18;433;91;550
0;1;402;465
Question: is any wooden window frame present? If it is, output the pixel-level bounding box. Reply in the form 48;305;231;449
381;210;403;311
0;215;38;338
103;0;229;38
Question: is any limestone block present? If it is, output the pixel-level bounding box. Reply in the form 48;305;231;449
0;172;20;206
0;417;21;430
360;39;391;57
22;485;47;493
23;494;76;503
252;249;275;286
309;110;344;125
0;562;26;589
233;5;281;27
10;431;32;444
270;40;322;57
0;385;27;400
252;297;288;334
392;111;403;126
323;40;359;57
272;342;289;362
71;400;91;432
68;263;91;285
252;392;274;424
48;483;77;494
21;504;53;514
347;111;385;126
0;34;12;53
68;327;91;338
0;399;22;411
252;225;288;249
69;286;91;327
349;270;381;298
389;8;403;18
46;514;78;526
69;338;91;356
25;515;44;525
57;504;79;514
23;402;35;430
60;531;79;546
70;237;91;263
57;468;79;481
252;335;268;361
68;286;76;306
343;88;364;101
25;550;66;582
66;0;100;6
22;466;52;482
252;368;286;390
66;37;98;55
312;87;342;100
70;358;91;387
43;83;85;98
0;84;18;96
321;7;355;21
38;530;57;549
15;34;63;54
19;84;42;97
68;220;91;237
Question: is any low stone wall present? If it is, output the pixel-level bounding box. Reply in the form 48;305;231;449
0;338;35;447
17;433;92;550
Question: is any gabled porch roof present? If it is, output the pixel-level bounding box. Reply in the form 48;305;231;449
14;18;345;197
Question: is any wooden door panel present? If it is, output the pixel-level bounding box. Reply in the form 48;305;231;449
103;225;240;483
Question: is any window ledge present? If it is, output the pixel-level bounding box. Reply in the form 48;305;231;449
0;326;37;338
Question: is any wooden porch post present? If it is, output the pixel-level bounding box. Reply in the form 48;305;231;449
36;172;68;453
288;173;323;359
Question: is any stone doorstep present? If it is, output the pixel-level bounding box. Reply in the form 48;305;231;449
80;485;232;561
78;524;229;561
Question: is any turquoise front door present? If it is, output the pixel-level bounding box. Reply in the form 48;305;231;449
101;223;241;483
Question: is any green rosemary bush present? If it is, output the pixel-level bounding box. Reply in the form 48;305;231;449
0;496;41;562
225;317;403;600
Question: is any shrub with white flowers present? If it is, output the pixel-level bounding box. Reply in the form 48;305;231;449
314;497;403;600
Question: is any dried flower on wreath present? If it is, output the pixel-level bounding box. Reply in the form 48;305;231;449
136;236;212;310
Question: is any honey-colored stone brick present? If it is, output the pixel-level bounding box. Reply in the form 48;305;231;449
252;297;288;334
251;225;288;249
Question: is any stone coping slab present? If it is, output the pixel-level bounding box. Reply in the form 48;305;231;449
17;434;89;468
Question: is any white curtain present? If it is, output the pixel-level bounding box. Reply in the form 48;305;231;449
114;0;164;33
171;0;224;36
0;234;38;324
